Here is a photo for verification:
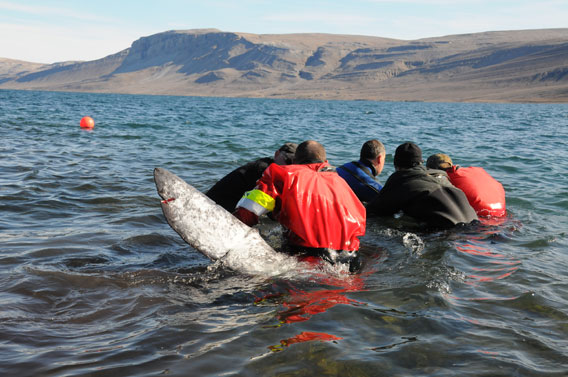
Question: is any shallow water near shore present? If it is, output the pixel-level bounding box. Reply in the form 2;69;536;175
1;90;567;376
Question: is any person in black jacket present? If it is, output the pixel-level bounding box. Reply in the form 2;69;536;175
366;142;478;229
206;143;297;212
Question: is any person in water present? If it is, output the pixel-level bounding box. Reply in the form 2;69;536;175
426;153;506;217
337;139;386;203
233;140;366;271
367;142;478;228
206;142;297;212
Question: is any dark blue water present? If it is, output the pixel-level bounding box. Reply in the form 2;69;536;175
1;90;567;376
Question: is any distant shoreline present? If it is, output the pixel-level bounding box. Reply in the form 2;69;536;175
2;88;565;105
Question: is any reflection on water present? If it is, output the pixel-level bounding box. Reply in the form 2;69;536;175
447;221;523;302
268;331;343;352
455;240;521;284
253;255;382;353
275;287;363;324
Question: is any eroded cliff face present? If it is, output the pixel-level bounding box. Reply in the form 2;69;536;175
116;32;256;74
1;28;567;102
111;30;354;82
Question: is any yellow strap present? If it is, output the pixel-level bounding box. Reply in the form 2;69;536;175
243;189;276;211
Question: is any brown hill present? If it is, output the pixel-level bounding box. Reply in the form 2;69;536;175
1;28;567;102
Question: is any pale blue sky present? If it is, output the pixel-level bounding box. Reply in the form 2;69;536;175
1;0;566;63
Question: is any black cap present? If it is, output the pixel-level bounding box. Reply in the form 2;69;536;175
394;142;423;168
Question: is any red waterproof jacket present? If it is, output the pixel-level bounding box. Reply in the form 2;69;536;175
236;162;366;251
446;166;506;217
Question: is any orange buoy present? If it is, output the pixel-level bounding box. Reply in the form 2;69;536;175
80;116;95;129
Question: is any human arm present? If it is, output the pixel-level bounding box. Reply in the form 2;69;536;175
365;174;403;216
233;206;260;226
233;163;280;226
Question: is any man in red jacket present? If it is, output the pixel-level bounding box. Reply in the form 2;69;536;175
426;153;506;217
234;140;366;271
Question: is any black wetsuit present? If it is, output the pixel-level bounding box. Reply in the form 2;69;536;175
367;165;478;228
206;157;273;212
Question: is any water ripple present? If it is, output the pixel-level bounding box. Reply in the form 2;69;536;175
1;90;567;376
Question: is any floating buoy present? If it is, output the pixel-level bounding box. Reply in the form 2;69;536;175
80;116;95;129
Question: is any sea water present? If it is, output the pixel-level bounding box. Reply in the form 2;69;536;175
1;90;567;376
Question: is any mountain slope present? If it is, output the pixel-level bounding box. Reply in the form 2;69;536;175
1;28;567;102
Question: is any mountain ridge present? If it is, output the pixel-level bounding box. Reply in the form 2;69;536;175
1;28;567;102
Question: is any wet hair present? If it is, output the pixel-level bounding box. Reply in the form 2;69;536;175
360;139;385;161
294;140;326;164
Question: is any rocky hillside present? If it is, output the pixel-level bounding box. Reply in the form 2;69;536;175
1;28;567;102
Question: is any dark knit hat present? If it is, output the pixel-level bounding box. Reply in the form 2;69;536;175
394;142;423;168
278;142;298;164
278;142;298;154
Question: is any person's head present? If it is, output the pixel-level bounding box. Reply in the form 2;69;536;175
294;140;326;164
360;139;386;176
274;142;298;165
426;153;453;170
393;142;423;170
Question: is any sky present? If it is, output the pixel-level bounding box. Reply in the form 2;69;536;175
1;0;567;64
